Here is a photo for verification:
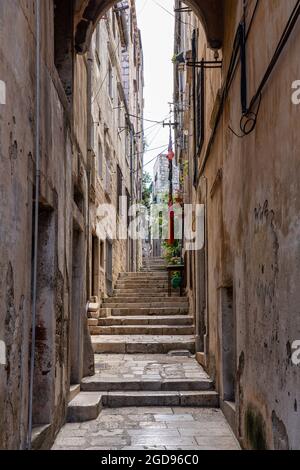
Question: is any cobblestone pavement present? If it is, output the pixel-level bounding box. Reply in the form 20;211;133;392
52;407;240;450
91;354;210;381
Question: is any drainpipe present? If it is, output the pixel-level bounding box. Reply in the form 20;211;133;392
201;175;209;360
129;128;134;272
86;46;93;300
27;0;41;450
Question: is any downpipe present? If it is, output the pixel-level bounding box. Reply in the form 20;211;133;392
27;0;41;450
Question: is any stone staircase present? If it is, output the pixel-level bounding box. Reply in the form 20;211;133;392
67;258;219;421
89;259;195;354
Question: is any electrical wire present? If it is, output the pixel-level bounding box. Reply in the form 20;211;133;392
146;123;165;148
152;0;195;28
130;145;170;175
92;38;121;105
134;143;168;157
229;0;300;138
134;111;174;135
125;112;170;124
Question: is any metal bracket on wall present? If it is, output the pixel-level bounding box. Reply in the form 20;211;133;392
186;60;223;70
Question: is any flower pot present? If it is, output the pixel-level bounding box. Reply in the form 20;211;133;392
171;276;182;289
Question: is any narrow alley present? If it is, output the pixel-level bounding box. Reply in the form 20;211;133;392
1;0;300;454
53;258;239;450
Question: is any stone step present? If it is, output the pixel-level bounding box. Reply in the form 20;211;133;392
89;325;194;335
108;307;189;316
115;285;170;290
101;391;219;407
98;315;194;326
103;302;189;309
140;263;167;273
117;275;168;285
113;289;173;295
114;287;172;296
103;297;187;304
140;268;166;272
116;279;169;284
141;263;166;266
81;377;213;392
68;384;81;403
92;335;195;354
119;272;168;279
67;392;103;422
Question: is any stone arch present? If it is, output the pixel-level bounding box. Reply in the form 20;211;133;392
74;0;224;54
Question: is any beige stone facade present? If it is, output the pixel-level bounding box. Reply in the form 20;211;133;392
88;1;144;302
0;0;143;450
174;0;300;450
0;0;300;452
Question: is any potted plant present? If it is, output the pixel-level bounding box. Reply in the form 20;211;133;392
171;271;183;289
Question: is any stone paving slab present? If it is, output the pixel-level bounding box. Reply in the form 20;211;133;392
52;407;240;450
91;353;210;380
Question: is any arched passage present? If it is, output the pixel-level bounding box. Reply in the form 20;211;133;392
74;0;224;54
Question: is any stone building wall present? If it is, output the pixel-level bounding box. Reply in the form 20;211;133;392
174;0;300;450
0;0;94;449
89;0;144;301
153;154;180;203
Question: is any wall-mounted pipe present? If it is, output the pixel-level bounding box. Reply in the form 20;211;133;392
27;0;41;450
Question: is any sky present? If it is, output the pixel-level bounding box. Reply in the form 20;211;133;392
135;0;175;179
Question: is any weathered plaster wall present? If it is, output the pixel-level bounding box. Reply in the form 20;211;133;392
200;0;300;450
176;0;300;450
0;0;93;449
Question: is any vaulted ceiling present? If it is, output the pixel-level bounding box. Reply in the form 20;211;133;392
74;0;224;54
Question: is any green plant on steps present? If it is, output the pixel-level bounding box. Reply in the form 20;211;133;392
162;240;181;265
171;270;182;289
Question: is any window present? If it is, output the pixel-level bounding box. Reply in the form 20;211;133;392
53;0;73;99
125;127;130;164
133;33;137;66
117;97;121;129
104;144;112;195
196;67;205;153
95;25;100;68
112;9;116;38
74;185;84;214
130;11;133;41
106;239;113;296
31;202;56;423
100;241;105;268
98;138;103;178
108;62;113;100
92;235;99;297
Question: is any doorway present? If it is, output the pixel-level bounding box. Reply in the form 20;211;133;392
31;204;55;425
219;286;236;402
91;235;99;298
70;226;84;385
106;239;113;296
